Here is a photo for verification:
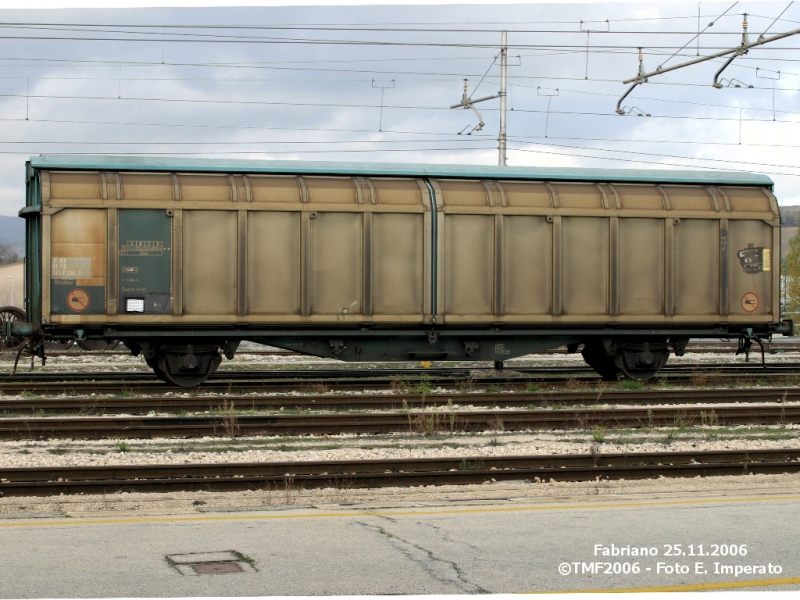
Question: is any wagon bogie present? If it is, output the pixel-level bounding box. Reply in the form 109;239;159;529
127;339;235;387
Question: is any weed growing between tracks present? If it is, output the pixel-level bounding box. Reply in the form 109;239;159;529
663;411;692;443
0;409;53;418
402;397;472;436
219;399;240;438
458;458;481;471
257;474;312;506
614;380;645;391
700;409;720;428
298;383;330;395
591;427;606;443
391;375;434;397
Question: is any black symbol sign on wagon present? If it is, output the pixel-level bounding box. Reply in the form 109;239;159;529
738;244;771;274
66;288;90;313
741;292;760;313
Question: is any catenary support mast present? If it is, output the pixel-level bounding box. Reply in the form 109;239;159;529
499;30;507;166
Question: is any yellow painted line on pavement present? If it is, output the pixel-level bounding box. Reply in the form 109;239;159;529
527;575;800;592
1;493;799;528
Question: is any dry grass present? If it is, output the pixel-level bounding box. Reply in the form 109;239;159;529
299;383;330;394
408;411;465;435
218;399;240;438
258;474;307;506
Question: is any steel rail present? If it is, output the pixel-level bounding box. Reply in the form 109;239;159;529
1;449;797;497
1;363;799;395
1;387;799;415
1;404;799;440
5;361;800;382
0;375;794;396
5;341;800;358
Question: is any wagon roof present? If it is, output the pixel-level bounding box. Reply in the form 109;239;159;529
29;155;773;187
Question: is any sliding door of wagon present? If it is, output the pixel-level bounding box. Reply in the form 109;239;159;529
118;210;172;315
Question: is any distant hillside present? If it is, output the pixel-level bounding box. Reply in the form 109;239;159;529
781;206;800;227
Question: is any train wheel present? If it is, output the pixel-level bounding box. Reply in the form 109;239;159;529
614;343;669;381
581;341;621;381
0;306;27;351
156;345;222;387
76;339;121;351
144;355;170;383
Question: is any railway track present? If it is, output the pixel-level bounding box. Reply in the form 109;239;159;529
0;387;798;415
1;449;797;497
5;340;800;357
1;404;798;440
1;362;799;396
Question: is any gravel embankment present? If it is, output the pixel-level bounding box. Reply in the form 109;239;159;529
2;349;800;515
2;428;800;469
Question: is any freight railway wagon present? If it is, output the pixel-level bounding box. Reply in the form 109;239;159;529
7;155;792;386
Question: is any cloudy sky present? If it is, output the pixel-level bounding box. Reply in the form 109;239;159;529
0;1;798;216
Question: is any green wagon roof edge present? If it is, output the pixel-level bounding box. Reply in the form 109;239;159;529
27;154;774;187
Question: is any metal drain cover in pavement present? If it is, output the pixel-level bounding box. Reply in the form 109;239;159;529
166;551;256;576
191;562;243;574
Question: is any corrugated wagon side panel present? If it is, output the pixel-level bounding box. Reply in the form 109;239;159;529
618;218;665;315
443;214;493;317
502;216;552;315
674;219;719;315
561;217;608;315
372;212;424;316
247;211;301;315
182;210;237;315
309;212;362;316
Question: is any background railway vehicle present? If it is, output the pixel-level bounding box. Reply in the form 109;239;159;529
0;306;27;351
4;155;792;386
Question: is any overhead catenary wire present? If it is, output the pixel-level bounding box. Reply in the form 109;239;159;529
2;129;796;173
6;113;800;150
6;89;800;121
656;1;741;70
508;144;800;178
508;138;800;173
4;28;800;50
761;2;795;37
4;111;800;151
0;7;797;211
0;12;796;28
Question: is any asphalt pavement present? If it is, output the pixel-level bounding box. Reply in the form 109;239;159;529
1;490;799;596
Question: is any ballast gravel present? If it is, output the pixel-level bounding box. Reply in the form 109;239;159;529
3;347;800;515
1;429;800;516
2;429;800;469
